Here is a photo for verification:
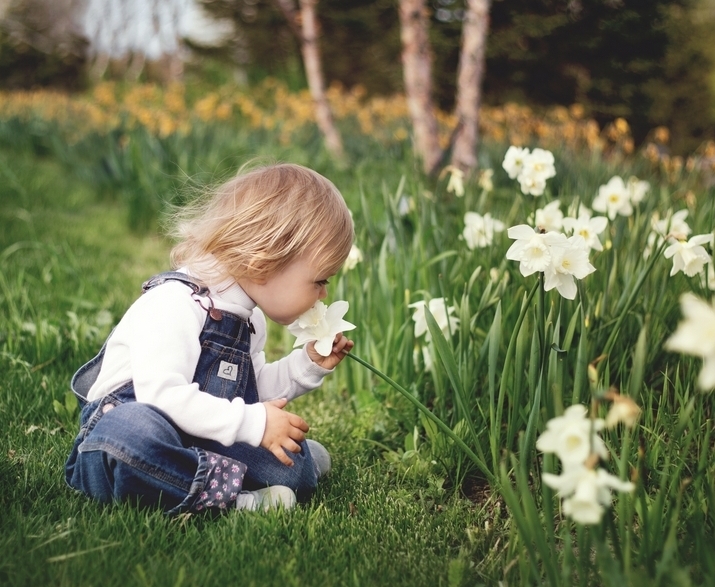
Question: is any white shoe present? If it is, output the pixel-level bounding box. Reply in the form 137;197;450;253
306;439;331;478
235;486;297;511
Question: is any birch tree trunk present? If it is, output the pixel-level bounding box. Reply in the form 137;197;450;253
451;0;491;174
274;0;345;161
398;0;442;175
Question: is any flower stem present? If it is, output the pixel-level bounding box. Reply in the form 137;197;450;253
345;351;496;485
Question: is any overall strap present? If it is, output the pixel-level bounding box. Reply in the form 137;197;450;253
142;271;209;296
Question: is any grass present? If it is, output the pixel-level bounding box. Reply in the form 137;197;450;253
0;150;499;587
1;93;714;585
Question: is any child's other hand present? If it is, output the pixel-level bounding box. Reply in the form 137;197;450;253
261;398;309;467
307;333;354;370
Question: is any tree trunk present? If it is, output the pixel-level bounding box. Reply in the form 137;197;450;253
274;0;345;161
299;0;345;160
451;0;491;175
398;0;442;175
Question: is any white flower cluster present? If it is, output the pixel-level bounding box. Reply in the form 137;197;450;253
506;225;596;300
666;293;715;390
537;405;635;525
592;175;649;220
502;146;557;197
643;209;714;282
500;148;606;300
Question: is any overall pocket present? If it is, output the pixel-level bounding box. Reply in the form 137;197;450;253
192;339;253;401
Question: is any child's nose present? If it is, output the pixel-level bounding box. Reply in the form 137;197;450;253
318;285;328;300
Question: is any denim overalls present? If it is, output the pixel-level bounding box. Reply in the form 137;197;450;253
64;272;318;514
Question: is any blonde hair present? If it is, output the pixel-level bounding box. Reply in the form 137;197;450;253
169;162;354;285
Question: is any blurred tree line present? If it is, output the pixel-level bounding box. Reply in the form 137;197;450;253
1;0;714;154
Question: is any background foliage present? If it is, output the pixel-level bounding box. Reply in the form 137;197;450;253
1;0;714;153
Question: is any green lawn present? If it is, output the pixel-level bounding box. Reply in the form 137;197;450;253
0;150;496;587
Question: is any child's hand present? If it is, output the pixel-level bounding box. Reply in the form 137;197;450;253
307;333;354;370
261;398;310;467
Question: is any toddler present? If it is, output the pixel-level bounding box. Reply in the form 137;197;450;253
65;162;355;514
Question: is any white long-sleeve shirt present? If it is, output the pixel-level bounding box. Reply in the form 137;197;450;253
86;270;332;448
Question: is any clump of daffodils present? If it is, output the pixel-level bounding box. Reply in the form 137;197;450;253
502;146;557;197
537;403;637;525
288;300;356;357
506;226;596;300
592;175;650;220
644;209;691;258
641;208;714;283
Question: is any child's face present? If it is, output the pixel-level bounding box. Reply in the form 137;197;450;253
239;255;331;325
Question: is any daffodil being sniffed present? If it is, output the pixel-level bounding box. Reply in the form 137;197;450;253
288;300;356;357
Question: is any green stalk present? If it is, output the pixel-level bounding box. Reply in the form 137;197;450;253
345;351;496;486
600;239;666;360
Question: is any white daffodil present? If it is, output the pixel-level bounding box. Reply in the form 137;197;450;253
543;235;596;300
592;176;633;220
518;173;548;197
343;244;363;271
656;209;691;240
478;168;494;192
604;394;641;428
627;176;650;204
562;213;608;252
536;404;607;467
665;293;715;390
534;200;564;232
463;211;505;249
397;195;415;217
288;300;356;357
523;148;557;182
502;146;529;179
408;298;459;341
543;466;635;525
505;225;562;276
663;234;713;277
444;165;465;197
503;146;556;197
644;209;692;258
414;344;434;373
566;202;593;219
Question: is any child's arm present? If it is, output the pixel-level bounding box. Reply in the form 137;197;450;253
260;398;310;466
251;308;345;402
